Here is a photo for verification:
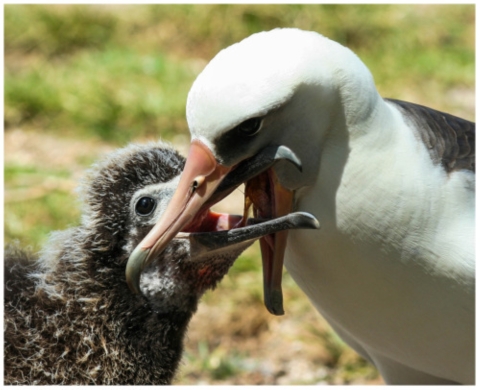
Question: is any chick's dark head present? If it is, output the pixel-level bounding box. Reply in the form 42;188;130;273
77;142;244;314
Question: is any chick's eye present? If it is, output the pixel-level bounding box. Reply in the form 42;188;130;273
135;197;156;216
236;117;263;136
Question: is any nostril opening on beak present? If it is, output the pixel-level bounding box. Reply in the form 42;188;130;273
192;176;205;192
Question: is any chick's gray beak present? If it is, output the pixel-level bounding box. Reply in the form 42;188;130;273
178;212;320;259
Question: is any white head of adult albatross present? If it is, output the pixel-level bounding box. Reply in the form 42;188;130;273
127;28;475;384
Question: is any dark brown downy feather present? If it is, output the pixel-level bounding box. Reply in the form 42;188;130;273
4;142;239;385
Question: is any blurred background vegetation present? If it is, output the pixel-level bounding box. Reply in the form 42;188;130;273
4;4;474;385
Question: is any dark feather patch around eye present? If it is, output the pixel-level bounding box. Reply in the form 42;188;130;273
235;117;263;136
135;197;157;216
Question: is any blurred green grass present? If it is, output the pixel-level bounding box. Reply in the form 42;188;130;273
4;4;475;249
5;4;474;144
4;4;475;384
5;162;78;249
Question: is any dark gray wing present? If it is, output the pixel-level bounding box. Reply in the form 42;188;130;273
385;98;475;173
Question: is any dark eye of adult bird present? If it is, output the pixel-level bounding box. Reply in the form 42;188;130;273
127;28;474;385
136;196;156;216
4;141;318;385
236;116;263;136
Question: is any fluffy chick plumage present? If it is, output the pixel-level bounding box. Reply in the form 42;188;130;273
4;142;239;385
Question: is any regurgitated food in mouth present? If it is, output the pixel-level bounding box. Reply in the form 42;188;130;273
181;209;243;233
182;168;280;248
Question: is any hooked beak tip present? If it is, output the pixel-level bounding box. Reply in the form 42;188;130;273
265;289;285;316
126;246;151;295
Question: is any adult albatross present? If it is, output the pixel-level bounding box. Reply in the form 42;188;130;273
127;28;475;384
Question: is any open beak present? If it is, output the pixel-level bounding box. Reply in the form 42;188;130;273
126;141;317;316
